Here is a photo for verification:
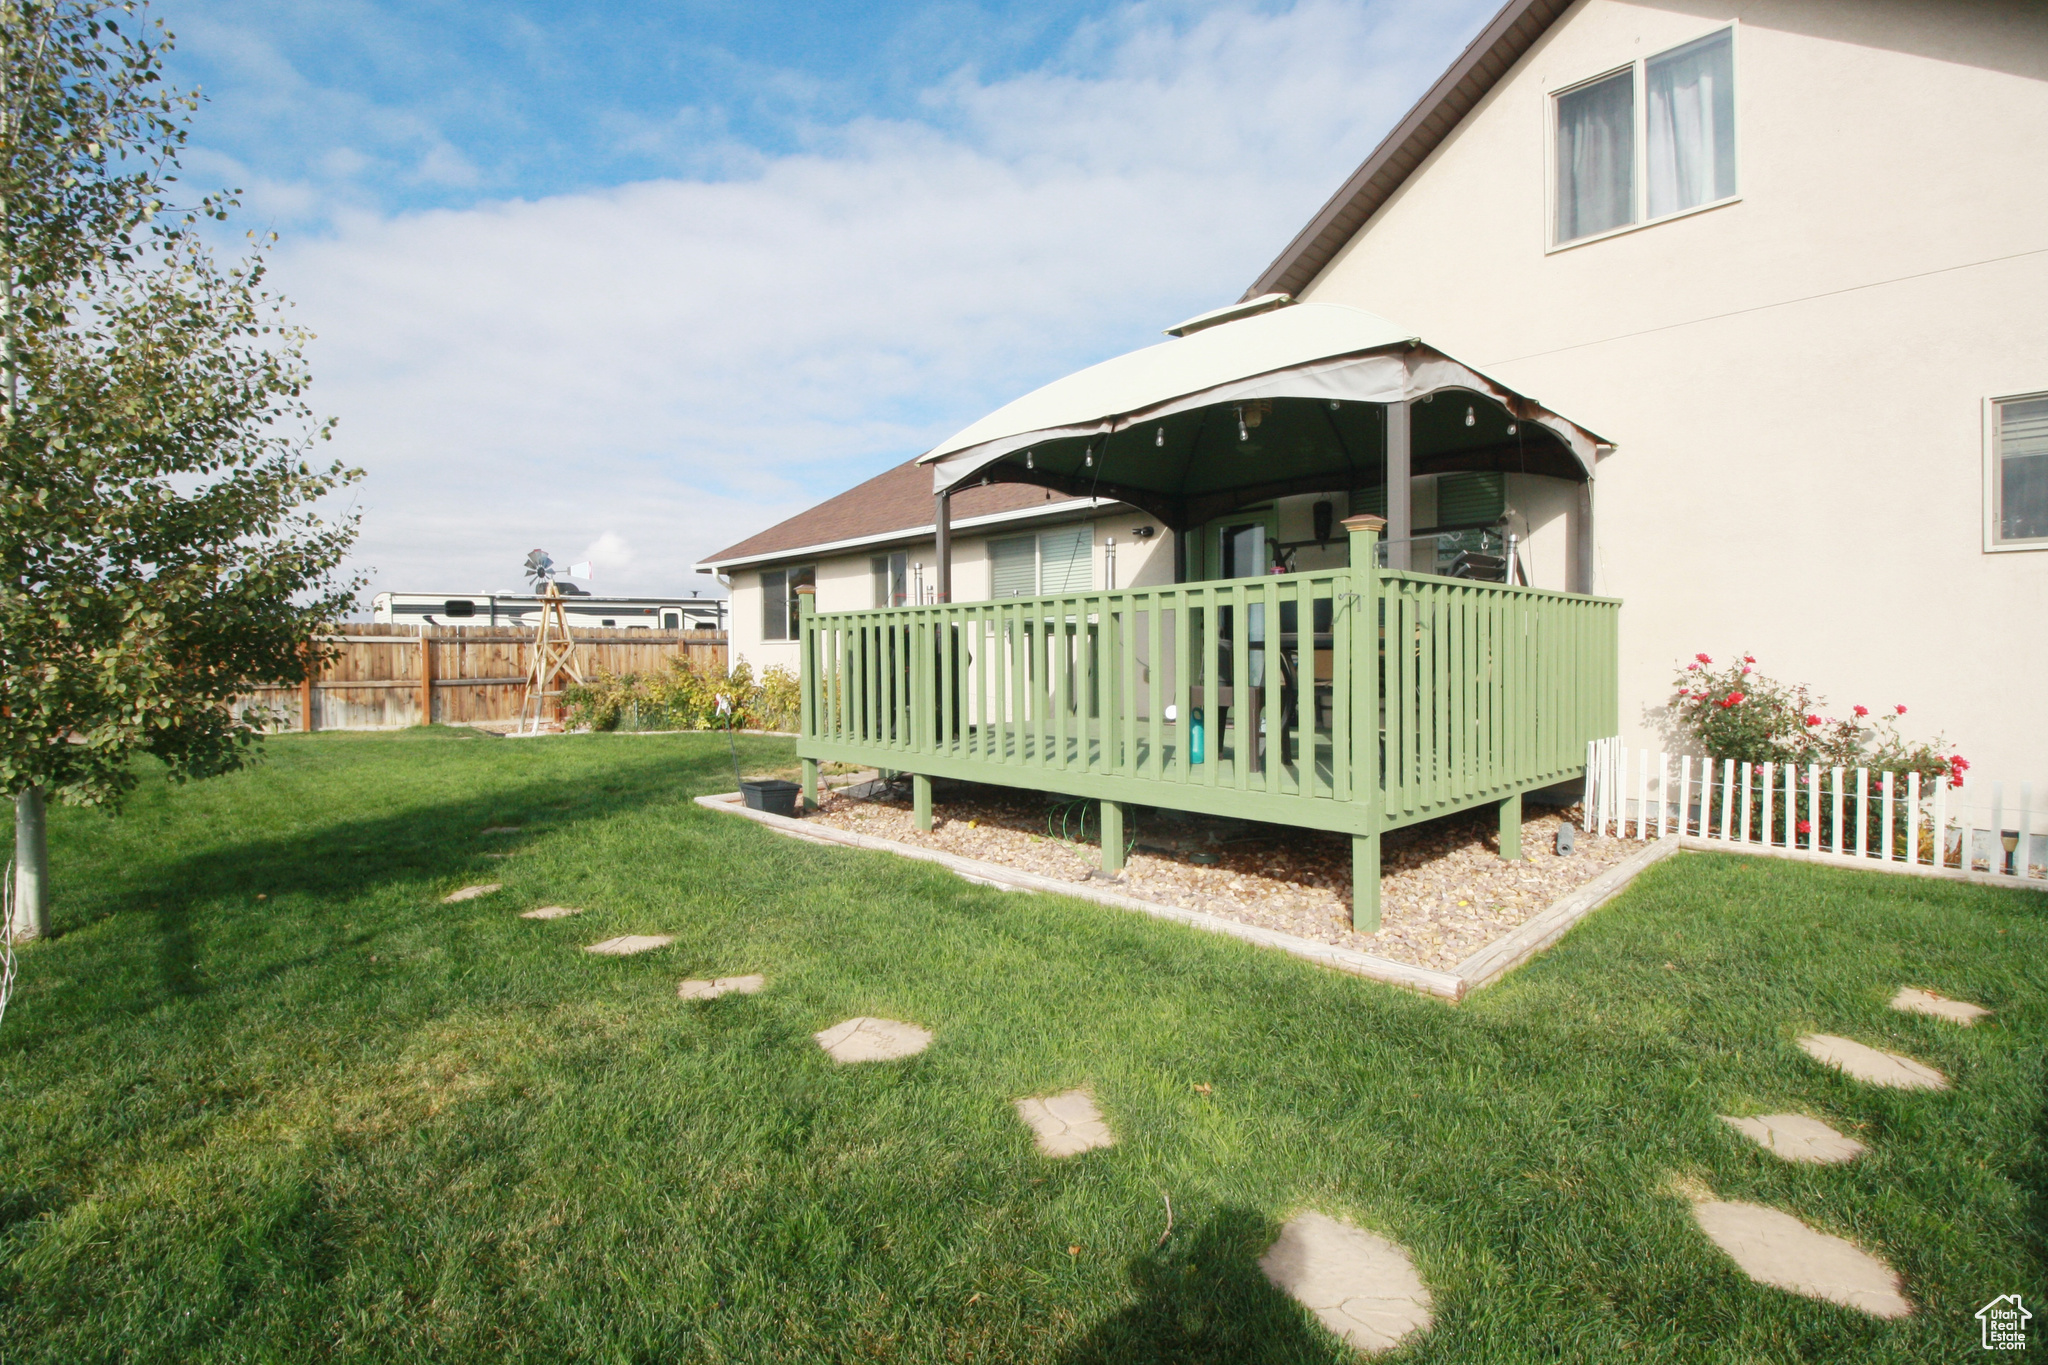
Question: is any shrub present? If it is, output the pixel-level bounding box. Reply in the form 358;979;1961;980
1668;653;1962;787
1669;653;1966;850
561;656;801;733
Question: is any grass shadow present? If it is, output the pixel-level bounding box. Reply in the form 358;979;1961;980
1059;1206;1339;1365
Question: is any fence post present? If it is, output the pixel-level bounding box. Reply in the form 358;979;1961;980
1342;513;1384;931
418;625;434;726
299;640;315;733
797;586;818;809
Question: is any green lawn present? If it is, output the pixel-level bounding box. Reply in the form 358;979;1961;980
1;729;2040;1363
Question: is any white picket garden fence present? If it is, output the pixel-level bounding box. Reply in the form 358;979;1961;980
1583;737;2043;884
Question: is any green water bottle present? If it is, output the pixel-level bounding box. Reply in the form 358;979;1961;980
1191;707;1205;765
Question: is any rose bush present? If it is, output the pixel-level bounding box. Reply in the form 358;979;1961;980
1670;654;1962;787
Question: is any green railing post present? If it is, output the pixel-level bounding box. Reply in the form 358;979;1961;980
1100;800;1125;874
797;586;819;810
1343;513;1385;932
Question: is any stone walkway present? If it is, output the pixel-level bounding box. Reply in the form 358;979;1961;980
678;974;766;1000
514;874;1984;1349
1690;1200;1911;1319
1720;1113;1865;1164
814;1016;932;1062
583;934;675;956
1258;1211;1435;1355
1014;1090;1115;1157
1796;1034;1948;1090
442;883;501;903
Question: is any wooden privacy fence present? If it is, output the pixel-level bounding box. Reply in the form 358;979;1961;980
796;518;1621;925
1585;737;2045;884
239;623;728;731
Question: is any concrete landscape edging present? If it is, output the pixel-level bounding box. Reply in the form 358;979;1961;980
696;792;1697;999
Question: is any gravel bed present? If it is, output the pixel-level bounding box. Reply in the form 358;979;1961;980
807;779;1636;972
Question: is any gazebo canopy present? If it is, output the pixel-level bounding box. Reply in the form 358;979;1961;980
919;300;1609;532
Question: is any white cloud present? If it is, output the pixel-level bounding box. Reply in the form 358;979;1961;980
258;0;1495;599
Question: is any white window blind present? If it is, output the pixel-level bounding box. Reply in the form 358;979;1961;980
1646;29;1735;219
1038;526;1094;594
1998;395;2048;543
990;535;1038;598
1556;70;1634;243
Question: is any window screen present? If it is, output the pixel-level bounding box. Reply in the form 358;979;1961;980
760;569;788;640
1349;484;1387;519
1038;526;1094;594
1997;395;2048;544
871;551;908;608
786;566;814;637
990;535;1038;598
442;599;477;618
1436;473;1506;528
1556;70;1634;242
1646;29;1735;218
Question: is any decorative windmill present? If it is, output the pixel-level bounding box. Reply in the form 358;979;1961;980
517;549;585;734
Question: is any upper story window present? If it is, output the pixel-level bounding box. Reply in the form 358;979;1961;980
1555;27;1736;247
1991;393;2048;550
759;565;814;640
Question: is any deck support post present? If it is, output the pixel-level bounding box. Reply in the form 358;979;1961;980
913;774;933;831
1498;790;1523;861
1342;512;1386;932
1352;832;1380;932
1385;399;1411;571
801;758;819;812
1100;800;1125;874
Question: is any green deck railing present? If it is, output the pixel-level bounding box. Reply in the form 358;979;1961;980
795;518;1618;927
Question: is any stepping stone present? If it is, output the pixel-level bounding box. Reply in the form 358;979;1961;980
1889;987;1990;1026
1690;1199;1911;1318
1797;1034;1947;1090
1014;1089;1115;1156
813;1016;931;1063
521;905;584;920
678;974;766;1000
442;883;502;903
583;934;675;956
1721;1113;1866;1164
1258;1211;1434;1356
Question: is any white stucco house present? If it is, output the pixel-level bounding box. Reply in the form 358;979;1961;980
699;0;2046;778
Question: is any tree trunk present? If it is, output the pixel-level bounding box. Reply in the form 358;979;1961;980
12;785;46;940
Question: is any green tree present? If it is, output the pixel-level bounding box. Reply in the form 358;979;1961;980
0;1;360;940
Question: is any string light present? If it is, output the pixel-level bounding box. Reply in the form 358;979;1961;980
1025;449;1034;469
1505;422;1517;436
1154;427;1164;447
1465;406;1476;427
1236;405;1248;442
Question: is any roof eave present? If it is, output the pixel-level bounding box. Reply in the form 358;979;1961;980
692;497;1124;574
1242;0;1570;301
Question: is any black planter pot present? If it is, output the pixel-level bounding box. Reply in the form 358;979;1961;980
741;779;801;818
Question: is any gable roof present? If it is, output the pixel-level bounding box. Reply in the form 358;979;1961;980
695;457;1095;571
1242;0;1571;301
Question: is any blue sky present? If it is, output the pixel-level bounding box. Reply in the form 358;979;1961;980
162;0;1499;596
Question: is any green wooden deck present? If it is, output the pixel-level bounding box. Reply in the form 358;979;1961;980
795;521;1619;926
